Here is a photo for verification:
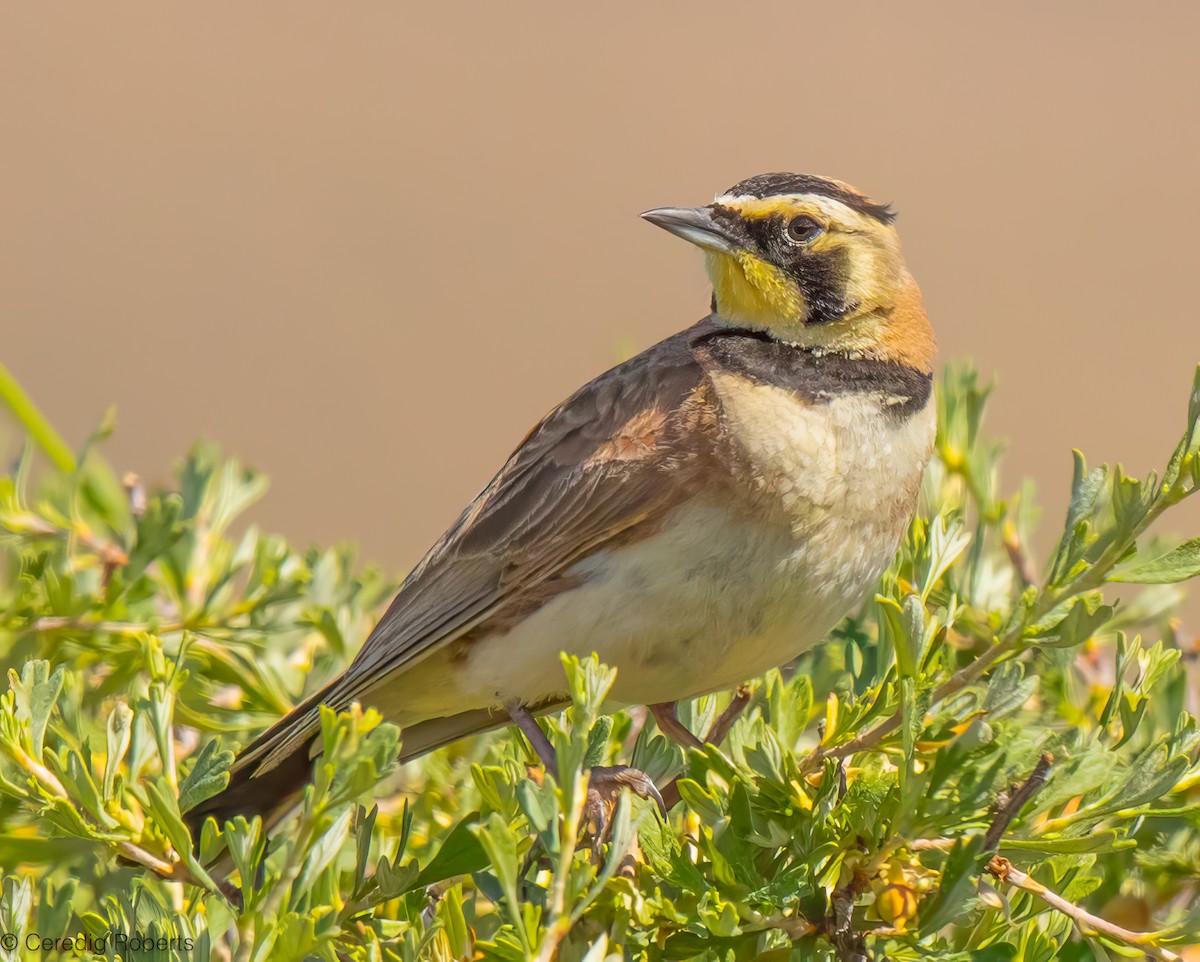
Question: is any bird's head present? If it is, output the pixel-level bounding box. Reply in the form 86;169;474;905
643;172;934;371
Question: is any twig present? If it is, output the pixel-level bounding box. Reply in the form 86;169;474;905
1003;522;1039;588
10;514;129;567
983;752;1053;851
826;871;868;961
533;769;588;962
9;744;69;797
8;743;228;897
910;837;955;852
117;838;234;901
117;839;177;876
988;857;1181;961
743;912;817;939
911;748;1051;856
30;616;181;636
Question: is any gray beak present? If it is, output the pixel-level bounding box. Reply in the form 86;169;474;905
640;206;739;253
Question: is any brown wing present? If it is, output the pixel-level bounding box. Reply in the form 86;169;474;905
337;321;716;698
240;319;718;774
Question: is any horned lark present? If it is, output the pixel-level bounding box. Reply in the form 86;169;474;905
189;172;937;835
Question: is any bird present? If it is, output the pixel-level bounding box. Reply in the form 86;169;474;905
187;171;937;842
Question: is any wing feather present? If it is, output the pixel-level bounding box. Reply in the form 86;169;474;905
242;320;717;773
336;325;712;699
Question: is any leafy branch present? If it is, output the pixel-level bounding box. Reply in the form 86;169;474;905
988;857;1183;962
0;360;1197;960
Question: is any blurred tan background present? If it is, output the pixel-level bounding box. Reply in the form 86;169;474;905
2;3;1198;622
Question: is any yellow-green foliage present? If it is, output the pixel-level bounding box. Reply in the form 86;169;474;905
0;363;1198;961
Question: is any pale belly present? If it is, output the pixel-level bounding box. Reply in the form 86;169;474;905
386;389;935;720
452;497;909;708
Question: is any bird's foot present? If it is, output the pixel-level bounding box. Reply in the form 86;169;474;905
505;702;663;864
584;764;664;865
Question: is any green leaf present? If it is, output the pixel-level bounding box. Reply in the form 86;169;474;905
417;811;490;889
0;362;77;472
470;812;528;948
177;739;233;813
122;494;186;585
1050;451;1105;581
879;596;917;680
352;803;378;891
225;816;267;902
983;661;1037;720
676;779;725;823
920;836;985;932
516;779;554;835
0;876;33;961
1027;597;1114;648
968;947;1019;962
374;852;420;900
583;715;612;768
143;777;193;857
1002;832;1132;854
440;884;471;958
1188;363;1200;432
103;701;134;801
35;877;76;943
1102;738;1192;813
57;749;115;827
294;804;353;897
918;513;972;601
10;661;64;762
1111;537;1200;584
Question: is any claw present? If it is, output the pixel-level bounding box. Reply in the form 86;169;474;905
592;765;666;817
584;764;666;854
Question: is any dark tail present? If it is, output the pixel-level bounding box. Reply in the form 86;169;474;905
185;735;314;838
184;684;332;841
184;694;542;851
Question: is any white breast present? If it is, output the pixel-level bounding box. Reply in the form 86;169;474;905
442;382;936;712
709;373;936;603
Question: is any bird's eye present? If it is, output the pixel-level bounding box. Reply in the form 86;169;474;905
785;215;823;243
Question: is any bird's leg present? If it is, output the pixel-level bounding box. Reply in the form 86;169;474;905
652;685;755;809
505;702;665;852
704;684;753;745
651;685;753;751
649;703;706;751
506;702;558;769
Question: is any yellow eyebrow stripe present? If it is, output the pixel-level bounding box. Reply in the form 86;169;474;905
716;192;883;231
722;196;820;221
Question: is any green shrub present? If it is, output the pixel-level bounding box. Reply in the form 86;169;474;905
0;361;1198;961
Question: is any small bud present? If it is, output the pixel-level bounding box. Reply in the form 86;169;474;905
873;863;921;933
875;881;919;932
123;472;147;517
